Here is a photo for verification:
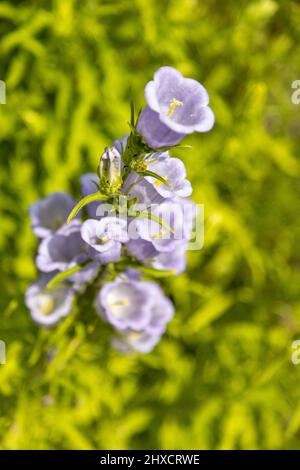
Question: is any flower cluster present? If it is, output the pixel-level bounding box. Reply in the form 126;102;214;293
26;66;214;353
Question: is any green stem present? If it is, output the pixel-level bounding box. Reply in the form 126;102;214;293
47;262;90;289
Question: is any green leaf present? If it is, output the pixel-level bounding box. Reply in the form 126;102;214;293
67;192;108;224
130;100;135;127
46;263;90;289
138;169;173;189
152;144;192;152
120;261;176;278
136;265;176;278
130;210;175;234
116;260;176;278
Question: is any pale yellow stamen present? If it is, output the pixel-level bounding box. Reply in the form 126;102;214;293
108;298;129;307
98;235;110;244
167;98;183;117
40;297;54;316
152;229;165;240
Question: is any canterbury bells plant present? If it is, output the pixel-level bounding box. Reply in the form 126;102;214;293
26;67;214;353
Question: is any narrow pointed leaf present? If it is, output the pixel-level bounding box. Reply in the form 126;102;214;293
67;192;107;224
153;144;192;151
136;265;176;278
46;263;89;290
115;260;176;278
130;101;135;127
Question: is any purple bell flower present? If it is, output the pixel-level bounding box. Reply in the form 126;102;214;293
25;274;74;326
96;278;153;330
29;192;77;238
96;277;174;334
81;217;128;264
36;221;89;273
126;197;195;274
127;199;189;253
145;154;192;198
137;66;214;148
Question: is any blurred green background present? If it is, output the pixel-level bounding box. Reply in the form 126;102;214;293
0;0;300;450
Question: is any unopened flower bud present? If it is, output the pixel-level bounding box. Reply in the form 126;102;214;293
99;147;122;192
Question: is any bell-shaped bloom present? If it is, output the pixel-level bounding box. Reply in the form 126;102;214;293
96;279;153;330
36;221;89;273
96;278;174;337
145;154;192;198
81;217;128;264
29;192;76;238
25;274;74;326
137;66;214;148
127;199;189;253
126;197;195;274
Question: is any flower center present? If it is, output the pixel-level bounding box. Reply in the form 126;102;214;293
108;297;130;319
109;299;129;307
97;234;110;245
38;295;54;316
167;98;183;117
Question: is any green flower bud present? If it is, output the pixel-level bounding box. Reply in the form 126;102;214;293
99;147;122;192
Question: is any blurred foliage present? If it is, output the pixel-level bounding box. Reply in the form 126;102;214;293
0;0;300;450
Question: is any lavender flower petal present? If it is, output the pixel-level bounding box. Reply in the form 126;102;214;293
29;192;76;238
36;221;89;273
145;155;192;198
96;279;154;331
137;66;214;148
25;274;74;326
137;106;185;148
81;217;128;253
